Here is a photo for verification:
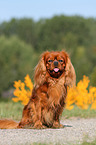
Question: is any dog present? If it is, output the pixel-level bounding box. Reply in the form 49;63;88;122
0;50;76;129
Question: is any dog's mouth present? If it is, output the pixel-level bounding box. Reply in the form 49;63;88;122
48;67;64;78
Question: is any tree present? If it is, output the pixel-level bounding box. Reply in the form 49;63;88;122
90;67;96;86
0;36;35;96
0;18;37;49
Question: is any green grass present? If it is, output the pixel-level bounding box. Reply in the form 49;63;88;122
81;140;96;145
26;139;96;145
62;105;96;119
11;139;96;145
0;98;96;121
0;98;23;121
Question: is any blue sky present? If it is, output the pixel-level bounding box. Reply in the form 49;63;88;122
0;0;96;22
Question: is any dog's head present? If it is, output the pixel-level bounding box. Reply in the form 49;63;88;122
34;50;75;88
42;51;68;78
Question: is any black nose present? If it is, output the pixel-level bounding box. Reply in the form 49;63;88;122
54;61;58;67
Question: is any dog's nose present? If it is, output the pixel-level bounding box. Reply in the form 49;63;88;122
54;61;58;67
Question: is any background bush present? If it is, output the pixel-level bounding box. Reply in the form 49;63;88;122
0;15;96;96
0;36;37;95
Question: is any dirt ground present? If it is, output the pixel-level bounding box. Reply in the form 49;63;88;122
0;118;96;145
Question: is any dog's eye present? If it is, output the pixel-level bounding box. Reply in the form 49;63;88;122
59;60;63;62
48;60;53;63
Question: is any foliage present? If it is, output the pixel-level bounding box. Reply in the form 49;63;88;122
0;36;36;95
0;18;37;48
0;16;96;94
36;16;91;51
66;76;96;110
12;74;33;105
90;67;96;86
12;75;96;110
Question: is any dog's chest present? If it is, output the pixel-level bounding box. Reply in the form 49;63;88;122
47;77;66;105
48;76;65;91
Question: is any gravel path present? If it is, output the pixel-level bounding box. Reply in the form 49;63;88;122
0;118;96;145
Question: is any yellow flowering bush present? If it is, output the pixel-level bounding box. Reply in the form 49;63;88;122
12;74;33;105
12;75;96;110
66;75;96;110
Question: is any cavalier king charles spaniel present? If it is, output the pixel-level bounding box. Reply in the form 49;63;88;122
0;50;76;129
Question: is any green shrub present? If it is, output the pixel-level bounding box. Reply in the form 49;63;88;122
90;67;96;86
0;36;36;96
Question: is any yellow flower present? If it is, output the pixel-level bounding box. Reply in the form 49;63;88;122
13;80;22;89
91;101;96;109
65;87;76;110
66;75;96;110
89;87;96;109
12;97;19;102
12;74;33;105
24;74;33;91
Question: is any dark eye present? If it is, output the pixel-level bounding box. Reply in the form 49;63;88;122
48;60;53;63
59;60;63;62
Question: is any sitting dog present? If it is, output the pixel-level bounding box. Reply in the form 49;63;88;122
0;50;76;129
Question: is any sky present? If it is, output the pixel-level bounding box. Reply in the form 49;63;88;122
0;0;96;22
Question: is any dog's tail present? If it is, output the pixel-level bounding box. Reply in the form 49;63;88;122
0;119;19;129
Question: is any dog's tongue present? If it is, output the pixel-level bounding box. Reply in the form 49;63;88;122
54;68;59;72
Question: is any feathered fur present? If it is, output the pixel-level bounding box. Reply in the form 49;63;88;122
0;119;18;129
0;50;76;129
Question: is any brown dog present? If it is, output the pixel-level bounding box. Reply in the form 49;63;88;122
0;50;76;129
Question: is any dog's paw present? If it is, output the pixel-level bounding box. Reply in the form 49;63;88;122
52;121;64;128
33;120;46;129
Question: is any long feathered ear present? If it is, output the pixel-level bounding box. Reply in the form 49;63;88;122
65;57;76;88
34;51;49;87
61;50;69;66
60;50;76;87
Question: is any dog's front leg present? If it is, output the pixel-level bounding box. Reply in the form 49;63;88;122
33;103;46;129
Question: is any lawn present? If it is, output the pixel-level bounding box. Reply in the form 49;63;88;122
33;140;96;145
62;105;96;119
0;98;96;121
0;98;23;120
32;139;96;145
